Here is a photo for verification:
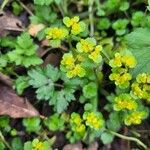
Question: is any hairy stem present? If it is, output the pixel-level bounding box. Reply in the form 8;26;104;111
88;0;95;37
108;130;148;150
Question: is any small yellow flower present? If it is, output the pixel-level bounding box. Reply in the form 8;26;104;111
61;53;75;69
63;16;85;35
122;55;137;68
131;73;150;102
89;48;102;63
109;70;132;88
32;139;44;150
80;39;94;53
114;94;137;111
76;55;84;62
67;64;85;78
76;124;86;133
109;53;122;68
63;16;79;27
76;38;96;53
109;52;136;68
83;112;104;130
46;27;68;40
71;23;81;35
136;73;147;84
124;111;147;126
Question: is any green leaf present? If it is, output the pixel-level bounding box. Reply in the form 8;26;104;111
11;137;23;150
36;85;54;100
97;18;110;30
125;28;150;78
0;36;16;48
101;132;114;144
84;103;93;111
7;32;42;67
14;76;29;95
106;112;121;131
44;114;64;131
24;141;32;150
45;65;60;82
0;55;8;68
28;65;61;101
51;89;75;113
119;2;129;11
12;1;23;15
83;82;97;99
0;116;9;128
28;68;48;88
30;6;57;25
23;117;41;133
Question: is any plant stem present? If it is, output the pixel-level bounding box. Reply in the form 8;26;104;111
0;131;12;150
88;0;95;37
0;0;9;11
57;4;65;17
67;37;73;49
92;96;98;112
54;83;64;88
16;0;33;16
101;49;111;61
108;130;148;150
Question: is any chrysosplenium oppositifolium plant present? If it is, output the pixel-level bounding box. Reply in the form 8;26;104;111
1;15;149;149
14;16;149;146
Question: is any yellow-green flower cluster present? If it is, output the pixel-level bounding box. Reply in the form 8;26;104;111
83;112;104;130
70;111;104;138
45;27;68;47
61;53;85;78
70;113;86;135
109;68;132;88
131;73;150;102
63;16;86;35
109;51;136;88
114;94;137;111
30;138;50;150
76;38;102;63
124;111;147;126
109;52;136;68
32;139;44;150
46;27;68;40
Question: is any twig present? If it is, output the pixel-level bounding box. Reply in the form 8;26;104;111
108;130;148;150
16;0;33;16
88;0;95;37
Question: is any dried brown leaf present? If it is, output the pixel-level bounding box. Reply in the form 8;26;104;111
0;73;13;87
0;83;39;118
0;11;24;36
28;23;45;36
43;53;61;67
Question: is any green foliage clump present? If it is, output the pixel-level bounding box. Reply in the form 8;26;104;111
23;117;41;133
7;33;43;67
